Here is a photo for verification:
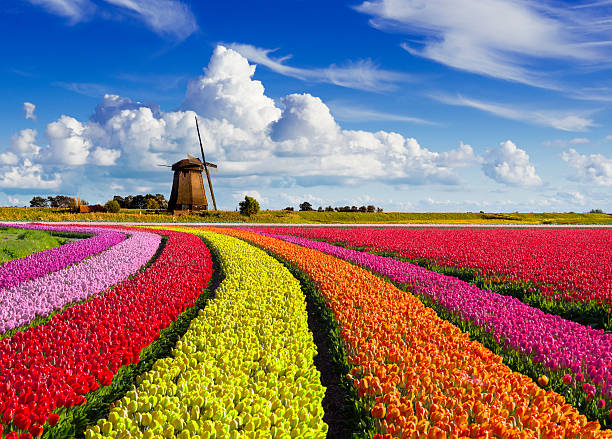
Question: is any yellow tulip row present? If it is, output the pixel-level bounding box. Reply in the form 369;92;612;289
85;228;327;439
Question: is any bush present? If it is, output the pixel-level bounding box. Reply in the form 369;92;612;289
105;200;121;213
239;196;260;216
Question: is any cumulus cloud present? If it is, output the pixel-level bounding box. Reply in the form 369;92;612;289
0;159;61;190
23;102;36;121
182;46;281;132
227;43;412;92
0;45;484;202
482;140;542;186
561;148;612;185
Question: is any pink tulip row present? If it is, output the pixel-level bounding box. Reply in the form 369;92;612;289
0;229;161;334
259;227;612;306
0;224;125;291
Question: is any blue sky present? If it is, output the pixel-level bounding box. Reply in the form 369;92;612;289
1;0;611;211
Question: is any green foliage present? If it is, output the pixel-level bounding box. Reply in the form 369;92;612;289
0;228;65;263
144;198;160;210
104;200;121;213
238;196;260;216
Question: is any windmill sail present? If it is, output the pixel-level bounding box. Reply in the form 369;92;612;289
195;116;217;211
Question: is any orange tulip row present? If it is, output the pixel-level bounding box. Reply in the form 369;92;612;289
209;227;612;439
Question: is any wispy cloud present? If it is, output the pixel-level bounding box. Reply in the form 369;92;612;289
53;81;110;97
25;0;197;40
25;0;95;23
432;94;596;131
101;0;197;40
327;101;437;125
542;138;590;147
355;0;612;90
227;43;413;92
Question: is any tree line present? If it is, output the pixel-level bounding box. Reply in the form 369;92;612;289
285;202;383;212
30;194;168;210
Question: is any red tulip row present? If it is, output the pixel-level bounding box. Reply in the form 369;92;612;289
259;227;612;307
0;227;213;438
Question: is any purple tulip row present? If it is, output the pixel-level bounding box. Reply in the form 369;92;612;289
264;231;612;400
0;224;126;291
0;229;161;334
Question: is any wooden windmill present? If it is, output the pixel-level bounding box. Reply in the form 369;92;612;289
166;116;218;212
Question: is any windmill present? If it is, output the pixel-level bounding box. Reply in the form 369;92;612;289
165;116;218;212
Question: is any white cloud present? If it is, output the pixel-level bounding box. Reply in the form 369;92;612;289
182;46;281;132
556;191;586;206
433;94;596;131
0;159;61;190
25;0;95;23
542;137;590;147
10;129;41;158
482;140;542;186
23;102;36;121
227;43;412;92
561;148;612;186
25;0;196;40
605;135;612;141
101;0;197;40
328;102;436;125
1;45;484;202
355;0;612;89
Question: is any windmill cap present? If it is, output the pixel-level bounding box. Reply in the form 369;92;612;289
171;157;203;171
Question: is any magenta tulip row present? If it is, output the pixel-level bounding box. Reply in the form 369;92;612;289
0;229;161;334
0;224;126;291
265;232;612;401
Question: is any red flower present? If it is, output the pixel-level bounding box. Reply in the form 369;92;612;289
6;433;19;439
29;424;43;437
19;433;33;439
48;413;60;427
13;413;31;431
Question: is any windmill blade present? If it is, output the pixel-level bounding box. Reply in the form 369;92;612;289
195;115;217;211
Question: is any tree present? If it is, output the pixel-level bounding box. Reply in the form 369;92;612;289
154;194;168;210
284;207;294;211
325;206;334;212
351;206;358;212
105;200;121;213
377;207;383;213
299;201;313;211
124;195;134;209
367;205;375;213
130;195;146;209
239;196;260;216
359;205;367;213
589;209;604;214
145;198;160;210
30;196;49;208
317;206;323;212
47;195;72;208
113;196;125;208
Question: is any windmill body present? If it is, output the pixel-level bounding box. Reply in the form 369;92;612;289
166;116;218;213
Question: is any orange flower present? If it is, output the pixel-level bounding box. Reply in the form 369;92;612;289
538;375;550;387
372;403;386;419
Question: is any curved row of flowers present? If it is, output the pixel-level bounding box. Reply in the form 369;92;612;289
217;227;611;438
264;232;612;419
0;224;125;291
0;229;161;334
259;227;612;307
86;228;327;439
0;227;213;438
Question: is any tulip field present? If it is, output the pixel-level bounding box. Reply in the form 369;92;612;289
0;223;611;438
